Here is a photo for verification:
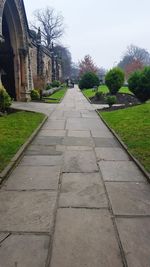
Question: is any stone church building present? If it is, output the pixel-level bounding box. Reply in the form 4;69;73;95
0;0;61;101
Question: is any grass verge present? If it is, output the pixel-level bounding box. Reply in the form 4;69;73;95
44;87;67;103
0;111;45;172
82;85;132;99
99;103;150;173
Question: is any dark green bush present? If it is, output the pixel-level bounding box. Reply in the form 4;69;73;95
128;71;141;95
105;95;117;107
0;86;12;112
60;83;67;88
95;91;104;100
128;67;150;102
105;67;125;95
79;72;99;90
51;80;61;88
31;89;40;100
45;84;52;90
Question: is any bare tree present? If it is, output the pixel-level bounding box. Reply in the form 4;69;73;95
125;44;150;65
124;59;143;79
31;7;65;48
118;55;133;69
118;45;150;70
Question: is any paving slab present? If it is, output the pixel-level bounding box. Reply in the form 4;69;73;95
43;120;66;130
99;161;146;182
56;144;93;152
116;217;150;267
95;147;130;161
91;129;114;138
106;182;150;215
32;136;64;146
63;111;81;118
20;155;62;166
39;129;66;137
25;145;62;156
59;173;108;208
63;150;98;173
56;145;66;152
57;107;75;112
50;111;64;119
78;104;92;110
3;166;60;190
66;118;104;130
0;191;57;232
93;137;121;147
81;111;99;118
67;130;91;137
66;146;93;151
0;234;49;267
63;136;94;147
12;101;56;116
50;209;123;267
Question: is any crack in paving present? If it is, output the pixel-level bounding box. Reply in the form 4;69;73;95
97;161;128;267
0;233;11;244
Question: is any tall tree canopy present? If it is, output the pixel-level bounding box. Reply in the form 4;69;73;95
53;45;72;79
124;59;143;79
70;63;79;82
79;55;98;77
31;7;65;48
125;45;150;65
118;44;150;78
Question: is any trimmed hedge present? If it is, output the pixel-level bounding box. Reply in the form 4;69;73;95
79;72;99;89
105;67;125;95
0;86;12;112
128;67;150;102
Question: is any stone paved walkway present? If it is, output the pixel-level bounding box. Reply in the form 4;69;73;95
0;86;150;267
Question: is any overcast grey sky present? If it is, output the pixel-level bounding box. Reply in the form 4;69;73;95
24;0;150;69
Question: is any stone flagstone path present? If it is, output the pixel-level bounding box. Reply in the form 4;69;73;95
0;85;150;267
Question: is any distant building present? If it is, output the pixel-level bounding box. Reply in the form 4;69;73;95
0;0;62;101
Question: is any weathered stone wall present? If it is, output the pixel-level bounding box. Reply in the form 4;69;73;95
30;45;37;78
0;0;56;100
30;43;52;89
42;52;52;84
0;0;31;101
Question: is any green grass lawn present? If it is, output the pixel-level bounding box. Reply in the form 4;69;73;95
44;87;67;103
99;103;150;173
82;85;133;99
0;111;45;172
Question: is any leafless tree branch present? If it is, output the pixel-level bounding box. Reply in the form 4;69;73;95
30;7;65;48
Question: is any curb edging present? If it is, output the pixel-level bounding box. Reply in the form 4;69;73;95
59;87;68;103
96;110;150;183
81;90;92;104
83;93;92;104
0;115;48;185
